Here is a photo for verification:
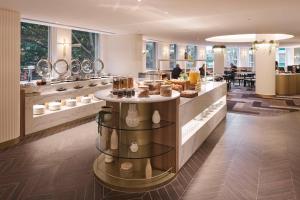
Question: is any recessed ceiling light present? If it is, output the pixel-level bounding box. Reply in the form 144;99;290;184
205;34;294;43
137;0;142;2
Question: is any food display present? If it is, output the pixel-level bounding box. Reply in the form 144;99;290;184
160;85;172;97
180;90;199;98
48;102;61;111
66;99;77;107
81;96;92;104
138;85;150;97
33;105;45;115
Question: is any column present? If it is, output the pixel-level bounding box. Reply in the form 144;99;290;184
157;43;170;70
255;44;276;96
213;47;225;75
0;8;20;143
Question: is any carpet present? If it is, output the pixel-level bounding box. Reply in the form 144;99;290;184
227;86;300;116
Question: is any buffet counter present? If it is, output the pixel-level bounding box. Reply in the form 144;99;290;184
93;81;227;192
276;73;300;95
20;79;111;136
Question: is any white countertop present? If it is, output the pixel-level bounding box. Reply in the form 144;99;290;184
180;81;227;106
95;89;180;103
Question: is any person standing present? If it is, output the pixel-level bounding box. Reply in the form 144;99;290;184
172;64;183;79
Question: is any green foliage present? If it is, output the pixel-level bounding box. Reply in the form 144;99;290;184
72;30;96;61
21;22;48;68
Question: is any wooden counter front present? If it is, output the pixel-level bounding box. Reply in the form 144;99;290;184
276;74;300;96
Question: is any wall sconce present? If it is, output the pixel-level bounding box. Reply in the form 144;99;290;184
252;40;278;54
57;38;71;58
212;45;226;54
142;50;149;55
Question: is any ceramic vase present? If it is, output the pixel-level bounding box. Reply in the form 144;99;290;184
145;158;152;179
125;104;140;127
129;141;139;153
110;129;118;150
152;110;161;124
100;126;109;150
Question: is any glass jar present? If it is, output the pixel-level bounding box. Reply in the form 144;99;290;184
138;85;149;97
189;70;200;85
160;85;172;97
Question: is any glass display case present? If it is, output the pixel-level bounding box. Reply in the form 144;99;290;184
94;91;180;191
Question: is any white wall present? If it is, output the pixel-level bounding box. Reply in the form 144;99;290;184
102;34;144;77
156;42;170;70
0;8;20;143
50;27;72;78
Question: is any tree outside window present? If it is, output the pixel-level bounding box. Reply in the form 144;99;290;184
71;30;99;62
21;22;49;81
206;46;214;68
186;45;198;68
226;47;239;66
169;44;177;69
146;42;156;69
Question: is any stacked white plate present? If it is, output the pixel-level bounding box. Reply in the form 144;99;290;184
48;102;61;111
81;96;92;104
33;105;45;115
66;99;77;107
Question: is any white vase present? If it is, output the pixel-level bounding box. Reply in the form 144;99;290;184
110;129;118;150
145;158;152;179
152;110;161;124
125;104;140;127
129;141;139;153
100;127;109;150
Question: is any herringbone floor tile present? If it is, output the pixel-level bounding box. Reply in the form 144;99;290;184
1;111;300;200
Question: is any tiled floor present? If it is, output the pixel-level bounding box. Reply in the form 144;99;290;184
1;111;300;199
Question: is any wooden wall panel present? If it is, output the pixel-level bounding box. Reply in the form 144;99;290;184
0;8;20;143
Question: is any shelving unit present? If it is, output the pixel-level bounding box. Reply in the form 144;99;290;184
20;79;111;135
94;90;180;192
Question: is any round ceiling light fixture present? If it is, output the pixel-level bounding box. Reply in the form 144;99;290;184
205;34;294;43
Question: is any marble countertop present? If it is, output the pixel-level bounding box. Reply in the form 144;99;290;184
95;89;180;103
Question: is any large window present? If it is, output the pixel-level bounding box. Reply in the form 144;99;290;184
226;47;239;66
276;48;286;68
206;46;214;68
169;44;177;69
186;45;198;68
249;49;255;67
72;30;99;61
21;22;49;81
146;41;156;69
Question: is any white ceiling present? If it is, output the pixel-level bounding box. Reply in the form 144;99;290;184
1;0;300;45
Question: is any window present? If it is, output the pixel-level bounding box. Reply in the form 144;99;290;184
146;41;156;69
276;48;286;68
226;47;239;66
249;48;255;67
206;46;214;68
186;45;198;68
169;44;177;69
71;30;99;61
21;22;49;81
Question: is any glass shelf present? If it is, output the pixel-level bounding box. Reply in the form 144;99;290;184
93;154;175;191
96;136;174;159
97;112;174;131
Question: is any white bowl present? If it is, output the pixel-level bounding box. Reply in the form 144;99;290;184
81;96;92;104
66;99;77;107
48;102;61;111
33;105;45;115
